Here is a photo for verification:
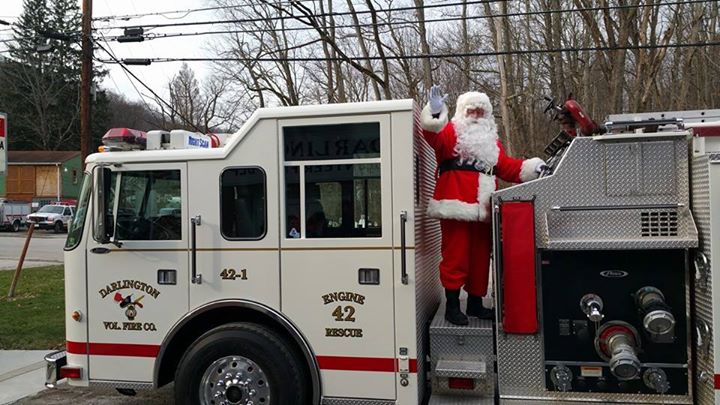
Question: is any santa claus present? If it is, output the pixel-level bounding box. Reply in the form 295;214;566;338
421;85;545;325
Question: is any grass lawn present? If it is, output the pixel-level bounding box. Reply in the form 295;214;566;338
0;265;65;349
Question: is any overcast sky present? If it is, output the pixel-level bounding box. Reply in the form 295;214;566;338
1;0;217;105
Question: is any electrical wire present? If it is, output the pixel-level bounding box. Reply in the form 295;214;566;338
94;0;509;30
96;41;204;132
93;0;317;22
99;0;711;43
94;0;711;44
95;41;720;64
96;29;156;115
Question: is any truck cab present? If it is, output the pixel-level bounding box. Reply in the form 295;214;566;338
51;100;428;405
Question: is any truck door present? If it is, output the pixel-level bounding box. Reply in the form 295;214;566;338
279;116;396;399
86;162;189;382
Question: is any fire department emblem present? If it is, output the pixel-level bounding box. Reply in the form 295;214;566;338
114;292;145;320
98;280;161;331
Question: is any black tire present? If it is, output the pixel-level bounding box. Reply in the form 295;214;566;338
53;221;63;233
174;323;309;405
11;220;21;232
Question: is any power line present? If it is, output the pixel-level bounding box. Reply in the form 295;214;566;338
93;0;316;22
96;30;157;114
94;0;508;31
98;0;711;43
96;41;720;64
96;41;204;133
94;0;709;43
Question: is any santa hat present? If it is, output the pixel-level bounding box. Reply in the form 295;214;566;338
454;91;493;121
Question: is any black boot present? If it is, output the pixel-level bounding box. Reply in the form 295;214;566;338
467;294;494;320
444;289;469;325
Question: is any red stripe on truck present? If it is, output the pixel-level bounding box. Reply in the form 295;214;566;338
715;374;720;389
66;341;160;357
694;126;720;137
67;341;417;373
317;355;417;373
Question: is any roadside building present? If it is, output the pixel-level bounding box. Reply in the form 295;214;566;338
0;151;82;205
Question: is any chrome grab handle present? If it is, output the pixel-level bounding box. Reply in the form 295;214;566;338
191;215;202;284
400;211;408;285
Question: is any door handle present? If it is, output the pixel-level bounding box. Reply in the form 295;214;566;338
358;268;380;285
400;211;408;285
191;215;202;284
90;247;111;254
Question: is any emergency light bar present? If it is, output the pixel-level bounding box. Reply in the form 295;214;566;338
102;128;147;151
101;128;232;152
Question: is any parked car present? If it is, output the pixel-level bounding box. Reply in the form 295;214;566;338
0;199;31;232
27;202;75;233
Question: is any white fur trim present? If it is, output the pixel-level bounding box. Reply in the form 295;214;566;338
454;91;493;121
451;117;499;170
420;103;449;133
426;174;496;222
520;157;545;183
477;174;496;222
427;199;480;221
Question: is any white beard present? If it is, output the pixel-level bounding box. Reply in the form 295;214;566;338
451;116;500;169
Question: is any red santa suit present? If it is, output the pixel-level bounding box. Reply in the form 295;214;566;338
420;92;543;297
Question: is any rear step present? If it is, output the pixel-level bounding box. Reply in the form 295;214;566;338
429;301;496;399
434;359;486;379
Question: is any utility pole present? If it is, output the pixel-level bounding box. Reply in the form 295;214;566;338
80;0;92;168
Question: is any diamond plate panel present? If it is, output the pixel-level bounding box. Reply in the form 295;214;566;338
88;380;153;390
434;359;487;378
691;154;715;405
493;133;695;403
430;307;494;336
414;105;443;401
641;141;676;196
501;398;690;405
321;398;395;405
496;334;545;396
494;135;696;251
605;142;638;196
546;208;689;245
428;394;495;405
430;304;494;363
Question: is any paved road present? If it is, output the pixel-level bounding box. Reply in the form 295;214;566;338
0;231;66;270
14;384;175;404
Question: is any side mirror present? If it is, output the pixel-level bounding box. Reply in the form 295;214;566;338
92;166;111;244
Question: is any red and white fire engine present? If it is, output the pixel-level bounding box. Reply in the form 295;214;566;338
44;100;720;405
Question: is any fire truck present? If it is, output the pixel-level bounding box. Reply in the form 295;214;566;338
44;100;720;405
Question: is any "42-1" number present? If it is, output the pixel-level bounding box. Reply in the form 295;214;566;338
220;268;248;280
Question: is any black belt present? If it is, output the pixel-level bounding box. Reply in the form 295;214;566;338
438;158;496;175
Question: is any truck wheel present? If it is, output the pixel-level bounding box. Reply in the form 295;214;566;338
54;221;63;233
174;323;308;405
12;220;21;232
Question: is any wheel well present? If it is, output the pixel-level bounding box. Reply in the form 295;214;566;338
155;303;319;402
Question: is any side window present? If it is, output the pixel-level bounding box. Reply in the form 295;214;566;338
284;123;382;238
221;167;266;239
63;207;71;216
115;170;182;240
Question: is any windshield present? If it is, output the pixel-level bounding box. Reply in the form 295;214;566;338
65;173;91;250
38;205;65;214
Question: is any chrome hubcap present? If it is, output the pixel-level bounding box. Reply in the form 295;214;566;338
200;356;270;405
